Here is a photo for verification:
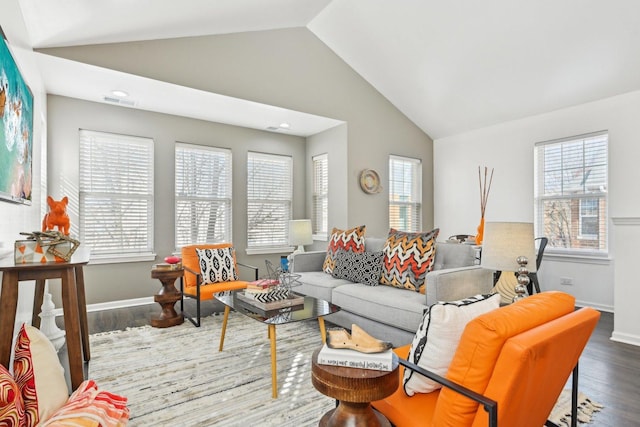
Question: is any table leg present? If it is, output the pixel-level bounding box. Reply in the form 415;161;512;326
74;266;90;361
31;279;46;329
60;267;84;390
318;317;327;344
219;306;230;352
269;324;277;398
0;272;19;369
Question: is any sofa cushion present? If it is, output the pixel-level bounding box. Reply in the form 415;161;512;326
323;225;366;274
13;324;69;425
403;293;501;396
0;365;25;426
432;291;576;426
294;272;352;302
196;246;238;283
380;228;439;292
331;284;426;332
332;250;384;286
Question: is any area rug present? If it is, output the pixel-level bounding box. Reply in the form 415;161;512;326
88;314;602;426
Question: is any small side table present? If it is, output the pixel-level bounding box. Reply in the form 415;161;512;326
311;348;398;427
150;268;184;328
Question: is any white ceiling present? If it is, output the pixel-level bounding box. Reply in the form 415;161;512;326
17;0;640;139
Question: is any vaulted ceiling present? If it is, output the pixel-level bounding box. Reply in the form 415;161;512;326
16;0;640;139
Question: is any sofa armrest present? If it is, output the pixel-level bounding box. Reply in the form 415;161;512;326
425;266;494;306
290;251;326;272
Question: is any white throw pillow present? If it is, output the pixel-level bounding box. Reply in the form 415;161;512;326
403;293;501;396
196;247;238;283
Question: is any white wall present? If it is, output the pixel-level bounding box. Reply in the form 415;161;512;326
434;90;640;345
0;3;48;331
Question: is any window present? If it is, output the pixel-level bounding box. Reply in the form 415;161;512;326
312;153;328;239
79;130;154;259
389;155;422;232
175;143;232;247
247;152;292;252
534;131;608;254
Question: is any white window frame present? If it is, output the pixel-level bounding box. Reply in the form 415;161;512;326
79;130;154;263
534;131;608;256
389;155;422;232
312;153;328;241
175;143;232;248
246;152;293;254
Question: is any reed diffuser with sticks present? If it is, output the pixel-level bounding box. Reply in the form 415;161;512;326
475;166;494;245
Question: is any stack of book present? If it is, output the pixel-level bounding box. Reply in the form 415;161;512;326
317;344;398;372
152;262;183;271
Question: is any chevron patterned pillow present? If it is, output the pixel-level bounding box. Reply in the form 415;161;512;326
379;228;439;291
322;225;366;274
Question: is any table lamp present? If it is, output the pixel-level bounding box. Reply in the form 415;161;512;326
288;219;313;257
480;222;537;303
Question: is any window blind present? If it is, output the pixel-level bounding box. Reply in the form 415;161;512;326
175;143;232;247
312;153;328;237
389;155;422;232
79;130;154;256
534;131;608;254
247;152;292;249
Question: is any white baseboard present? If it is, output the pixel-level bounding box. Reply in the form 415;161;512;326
52;297;155;316
575;299;614;313
611;331;640;347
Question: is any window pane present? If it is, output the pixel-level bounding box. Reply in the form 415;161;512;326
534;132;608;253
175;143;232;247
389;155;422;232
312;154;328;236
79;130;154;256
247;152;292;249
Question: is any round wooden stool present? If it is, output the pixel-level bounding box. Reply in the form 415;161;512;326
311;348;398;427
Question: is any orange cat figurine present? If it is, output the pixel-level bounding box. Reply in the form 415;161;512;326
42;196;70;235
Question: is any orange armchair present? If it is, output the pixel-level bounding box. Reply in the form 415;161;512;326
180;243;258;327
372;292;600;427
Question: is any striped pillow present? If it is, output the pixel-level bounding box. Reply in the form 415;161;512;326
379;228;439;291
322;226;366;274
0;365;25;426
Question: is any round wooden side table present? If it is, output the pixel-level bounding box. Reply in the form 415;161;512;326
311;348;398;427
150;268;184;328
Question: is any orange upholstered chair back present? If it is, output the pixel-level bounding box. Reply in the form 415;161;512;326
471;307;600;427
181;243;236;288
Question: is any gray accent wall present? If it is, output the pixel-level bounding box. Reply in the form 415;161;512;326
41;27;433;305
40;27;434;238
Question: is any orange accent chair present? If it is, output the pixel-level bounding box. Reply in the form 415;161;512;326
180;243;258;327
372;291;600;427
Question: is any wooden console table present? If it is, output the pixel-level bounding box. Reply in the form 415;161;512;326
0;247;91;391
311;348;398;426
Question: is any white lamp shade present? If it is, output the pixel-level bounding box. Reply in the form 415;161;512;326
481;222;537;273
288;219;313;247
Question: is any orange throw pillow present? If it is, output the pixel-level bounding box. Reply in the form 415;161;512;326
322;226;366;274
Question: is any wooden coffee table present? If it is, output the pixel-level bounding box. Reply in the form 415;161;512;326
216;291;340;398
311;347;399;427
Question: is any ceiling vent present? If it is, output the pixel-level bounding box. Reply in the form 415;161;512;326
103;96;136;107
266;126;280;131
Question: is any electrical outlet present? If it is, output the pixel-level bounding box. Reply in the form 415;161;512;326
560;277;573;286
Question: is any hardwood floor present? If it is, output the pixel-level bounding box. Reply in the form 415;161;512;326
66;304;637;426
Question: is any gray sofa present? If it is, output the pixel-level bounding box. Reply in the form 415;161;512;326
290;238;494;346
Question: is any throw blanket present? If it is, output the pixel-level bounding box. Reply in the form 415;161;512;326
40;380;129;427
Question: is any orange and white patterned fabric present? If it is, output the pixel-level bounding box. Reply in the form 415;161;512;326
0;365;25;426
322;225;366;274
40;380;129;427
379;228;439;292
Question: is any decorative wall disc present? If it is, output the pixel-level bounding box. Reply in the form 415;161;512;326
359;169;382;194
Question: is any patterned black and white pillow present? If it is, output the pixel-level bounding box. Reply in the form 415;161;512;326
403;293;501;396
331;249;384;286
196;247;238;284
